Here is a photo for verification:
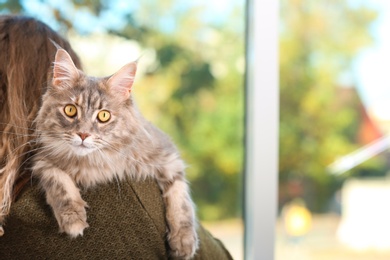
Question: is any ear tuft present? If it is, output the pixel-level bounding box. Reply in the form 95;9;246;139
52;49;79;88
106;62;137;99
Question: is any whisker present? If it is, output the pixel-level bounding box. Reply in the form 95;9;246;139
3;140;35;162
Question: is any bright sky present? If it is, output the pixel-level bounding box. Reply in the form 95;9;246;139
20;0;241;34
354;0;390;121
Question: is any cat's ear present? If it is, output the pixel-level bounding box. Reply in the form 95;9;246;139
52;49;80;88
106;62;137;99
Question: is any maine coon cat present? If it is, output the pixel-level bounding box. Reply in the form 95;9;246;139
32;47;198;258
0;15;198;259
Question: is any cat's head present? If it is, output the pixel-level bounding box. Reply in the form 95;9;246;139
36;48;140;157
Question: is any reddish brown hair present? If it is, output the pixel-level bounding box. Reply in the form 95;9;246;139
0;15;81;224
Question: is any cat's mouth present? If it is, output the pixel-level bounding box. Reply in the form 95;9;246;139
69;134;96;156
72;143;95;156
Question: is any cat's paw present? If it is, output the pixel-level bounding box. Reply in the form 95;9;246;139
58;202;89;238
168;227;199;259
61;215;89;238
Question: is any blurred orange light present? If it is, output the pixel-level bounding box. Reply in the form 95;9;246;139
283;202;312;237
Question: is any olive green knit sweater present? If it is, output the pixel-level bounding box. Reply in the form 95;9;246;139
0;178;232;260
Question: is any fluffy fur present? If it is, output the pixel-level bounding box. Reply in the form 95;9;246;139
0;16;198;258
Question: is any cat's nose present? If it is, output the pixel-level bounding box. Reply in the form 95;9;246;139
77;132;90;141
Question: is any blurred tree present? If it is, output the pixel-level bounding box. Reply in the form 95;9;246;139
1;0;244;220
280;0;379;212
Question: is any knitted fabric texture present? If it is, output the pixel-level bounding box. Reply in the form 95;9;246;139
0;178;232;260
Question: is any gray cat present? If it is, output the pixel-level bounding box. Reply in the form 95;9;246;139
32;47;198;259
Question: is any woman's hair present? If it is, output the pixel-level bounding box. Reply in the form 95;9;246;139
0;15;81;223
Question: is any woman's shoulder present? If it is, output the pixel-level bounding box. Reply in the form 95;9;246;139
0;178;168;259
0;177;233;260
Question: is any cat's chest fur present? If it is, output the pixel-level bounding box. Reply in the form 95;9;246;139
62;151;128;187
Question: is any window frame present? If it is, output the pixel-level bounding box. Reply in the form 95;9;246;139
244;0;279;259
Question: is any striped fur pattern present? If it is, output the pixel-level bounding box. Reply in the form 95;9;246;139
32;48;198;258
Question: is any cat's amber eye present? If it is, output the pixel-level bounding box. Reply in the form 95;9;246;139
97;110;111;123
64;104;77;118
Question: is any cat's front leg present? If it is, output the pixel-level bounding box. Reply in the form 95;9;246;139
36;166;88;237
157;159;199;259
165;180;198;259
54;197;89;238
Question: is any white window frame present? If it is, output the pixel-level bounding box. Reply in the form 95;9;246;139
245;0;279;259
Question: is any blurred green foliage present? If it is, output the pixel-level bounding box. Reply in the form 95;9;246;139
280;0;382;212
1;0;244;220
